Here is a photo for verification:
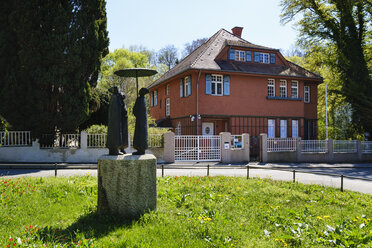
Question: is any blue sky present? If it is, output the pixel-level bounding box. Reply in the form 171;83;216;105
106;0;299;55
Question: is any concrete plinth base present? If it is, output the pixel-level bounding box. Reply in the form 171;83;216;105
97;154;157;219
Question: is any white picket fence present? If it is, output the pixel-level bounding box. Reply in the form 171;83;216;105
361;141;372;154
87;134;107;148
40;134;81;148
267;138;297;152
0;131;164;149
267;138;372;155
301;140;328;153
333;140;357;153
0;131;31;146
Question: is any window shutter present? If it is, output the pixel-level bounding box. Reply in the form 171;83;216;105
270;53;276;64
246;51;252;62
254;52;260;62
205;74;212;95
188;76;191;96
229;49;235;60
180;79;184;97
223;75;230;95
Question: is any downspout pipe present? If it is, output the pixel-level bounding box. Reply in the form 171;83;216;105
196;69;202;135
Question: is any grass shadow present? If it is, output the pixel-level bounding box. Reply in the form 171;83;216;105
36;210;141;245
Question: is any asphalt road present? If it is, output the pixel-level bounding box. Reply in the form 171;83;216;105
1;164;371;194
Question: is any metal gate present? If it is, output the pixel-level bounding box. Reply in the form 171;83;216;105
175;135;221;162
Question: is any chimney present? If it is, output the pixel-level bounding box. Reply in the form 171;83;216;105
231;26;243;38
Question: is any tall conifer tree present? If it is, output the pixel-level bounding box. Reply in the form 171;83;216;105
0;0;109;138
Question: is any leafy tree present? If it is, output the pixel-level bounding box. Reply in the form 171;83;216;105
157;45;179;70
287;45;363;140
0;0;109;139
81;48;159;128
97;49;151;103
129;45;157;67
182;38;208;58
281;0;372;139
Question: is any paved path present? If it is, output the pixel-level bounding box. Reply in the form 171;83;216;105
1;163;371;194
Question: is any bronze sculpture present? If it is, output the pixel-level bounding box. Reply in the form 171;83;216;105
132;88;149;155
107;86;128;155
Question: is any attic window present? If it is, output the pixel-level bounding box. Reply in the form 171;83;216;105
254;52;275;64
260;53;269;64
235;50;245;61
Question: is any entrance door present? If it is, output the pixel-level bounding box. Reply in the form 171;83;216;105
202;122;214;136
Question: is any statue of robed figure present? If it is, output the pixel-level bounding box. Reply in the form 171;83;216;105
132;88;149;155
107;86;128;155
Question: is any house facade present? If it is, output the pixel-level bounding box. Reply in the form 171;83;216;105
148;27;322;156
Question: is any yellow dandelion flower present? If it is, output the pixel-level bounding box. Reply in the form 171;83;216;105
323;216;330;218
198;216;202;220
317;216;323;220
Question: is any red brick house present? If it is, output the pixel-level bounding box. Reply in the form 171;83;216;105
148;27;322;154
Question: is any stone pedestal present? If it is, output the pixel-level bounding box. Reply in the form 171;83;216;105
97;154;157;219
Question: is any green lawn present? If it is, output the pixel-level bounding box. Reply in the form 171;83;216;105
0;175;371;247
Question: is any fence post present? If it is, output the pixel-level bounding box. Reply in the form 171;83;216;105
163;132;175;163
340;175;344;192
242;133;250;163
80;131;87;149
54;163;57;177
293;170;296;183
207;164;210;176
162;164;164;177
296;138;302;162
220;132;231;163
328;139;334;161
260;134;268;163
357;140;362;161
246;165;249;179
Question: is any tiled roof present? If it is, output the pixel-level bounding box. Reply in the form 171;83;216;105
149;29;322;89
216;60;322;79
225;40;277;51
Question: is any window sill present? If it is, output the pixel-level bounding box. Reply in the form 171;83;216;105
266;96;302;101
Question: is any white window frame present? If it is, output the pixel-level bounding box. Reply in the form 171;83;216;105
280;119;287;138
292;120;298;138
268;79;275;97
291;81;298;98
235;50;245;61
259;53;270;64
184;76;190;97
280;80;287;97
304;86;310;103
268;119;275;138
154;90;158;106
166;84;169;95
175;122;181;135
211;74;223;96
165;98;170;116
